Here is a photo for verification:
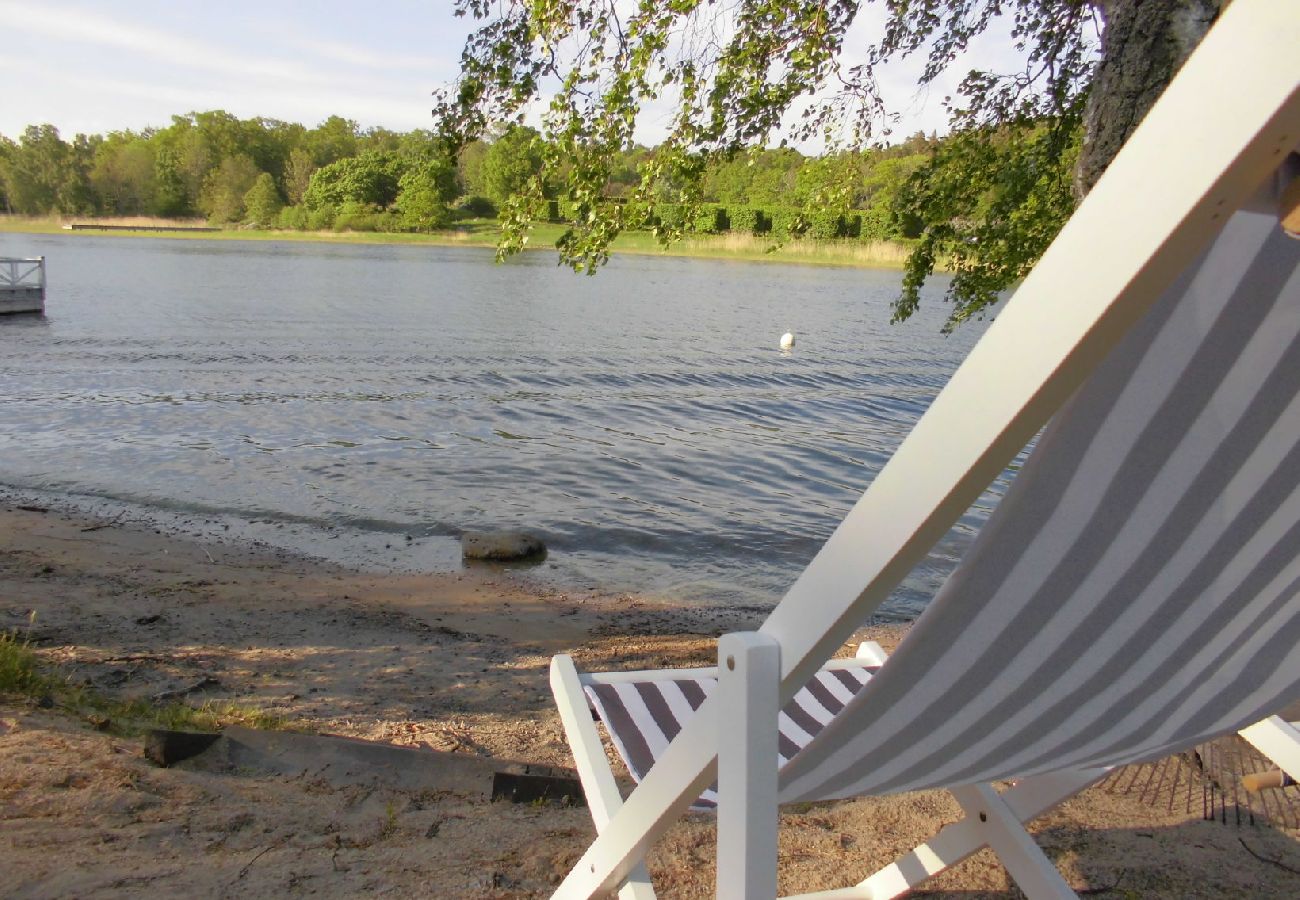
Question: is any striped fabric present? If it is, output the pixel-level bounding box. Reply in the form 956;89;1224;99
779;173;1300;802
586;665;876;809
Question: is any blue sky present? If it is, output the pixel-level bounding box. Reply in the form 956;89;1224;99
0;0;467;138
0;1;1020;145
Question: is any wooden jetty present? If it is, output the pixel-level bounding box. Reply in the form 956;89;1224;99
0;257;45;315
64;223;218;233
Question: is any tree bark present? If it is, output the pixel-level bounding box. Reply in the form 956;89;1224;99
1075;0;1226;199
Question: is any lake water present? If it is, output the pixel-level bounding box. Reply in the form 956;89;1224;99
0;233;1010;620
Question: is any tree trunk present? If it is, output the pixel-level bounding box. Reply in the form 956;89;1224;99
1075;0;1226;199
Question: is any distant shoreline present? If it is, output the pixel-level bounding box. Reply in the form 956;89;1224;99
0;215;915;271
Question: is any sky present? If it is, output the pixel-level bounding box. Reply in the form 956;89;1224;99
0;0;1023;148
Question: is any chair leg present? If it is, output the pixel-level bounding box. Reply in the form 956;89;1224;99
950;783;1076;899
1239;716;1300;783
851;769;1106;900
716;632;782;900
550;654;658;900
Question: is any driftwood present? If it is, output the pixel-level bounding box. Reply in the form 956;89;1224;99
148;725;586;807
144;729;221;766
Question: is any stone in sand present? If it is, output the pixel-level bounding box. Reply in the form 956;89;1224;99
461;530;547;561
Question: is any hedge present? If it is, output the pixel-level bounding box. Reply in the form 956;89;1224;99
692;204;728;234
456;195;497;218
654;203;690;229
726;206;756;234
805;208;843;241
513;198;894;242
768;207;805;239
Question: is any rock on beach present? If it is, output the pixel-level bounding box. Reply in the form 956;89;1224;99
461;530;547;561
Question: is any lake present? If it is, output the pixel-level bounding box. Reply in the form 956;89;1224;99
0;233;1009;619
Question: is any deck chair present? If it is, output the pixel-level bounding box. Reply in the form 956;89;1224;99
549;3;1300;897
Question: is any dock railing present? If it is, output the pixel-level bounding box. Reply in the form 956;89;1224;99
0;257;45;290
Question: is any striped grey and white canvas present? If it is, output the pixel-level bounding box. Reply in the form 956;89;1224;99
586;666;876;809
779;166;1300;802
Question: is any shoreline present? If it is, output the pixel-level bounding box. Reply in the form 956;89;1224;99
0;498;875;726
3;501;1299;895
0;482;823;618
0;216;914;272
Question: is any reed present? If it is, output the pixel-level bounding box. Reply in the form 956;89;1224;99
67;215;211;229
0;215;64;234
675;233;913;267
0;626;52;697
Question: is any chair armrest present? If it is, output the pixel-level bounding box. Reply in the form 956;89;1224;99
578;641;890;687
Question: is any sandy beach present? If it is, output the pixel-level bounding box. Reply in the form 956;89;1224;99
2;501;1299;898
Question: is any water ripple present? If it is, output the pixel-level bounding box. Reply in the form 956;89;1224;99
0;232;1011;617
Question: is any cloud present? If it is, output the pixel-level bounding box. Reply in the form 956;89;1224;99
0;1;452;96
0;55;437;139
0;1;323;85
281;35;446;74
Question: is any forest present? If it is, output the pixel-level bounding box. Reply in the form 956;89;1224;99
0;111;954;243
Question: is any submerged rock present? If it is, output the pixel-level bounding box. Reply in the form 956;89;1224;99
461;530;547;561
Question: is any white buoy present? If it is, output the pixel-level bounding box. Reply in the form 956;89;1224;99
779;331;795;350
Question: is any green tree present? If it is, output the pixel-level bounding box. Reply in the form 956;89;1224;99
242;172;284;226
0;136;13;213
740;149;805;207
302;151;402;211
89;133;157;215
146;111;296;215
456;139;490;196
604;146;649;199
283;147;316;206
361;126;403;155
701;156;752;206
304;115;360;166
895;123;1080;328
240;117;300;183
395;157;458;231
438;0;1224;326
166;119;217;211
59;132;98;214
857;154;928;240
394;130;448;168
150;143;191;216
481;125;545;206
0;125;73;214
200;153;262;223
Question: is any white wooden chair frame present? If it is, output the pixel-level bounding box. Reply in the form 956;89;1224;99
552;642;1105;899
551;645;892;899
1240;716;1300;786
547;3;1300;897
